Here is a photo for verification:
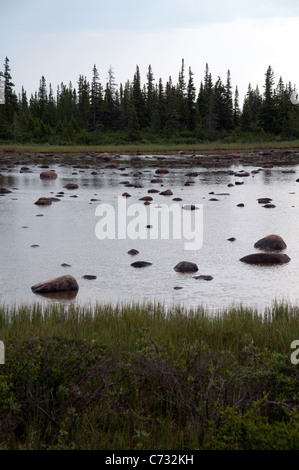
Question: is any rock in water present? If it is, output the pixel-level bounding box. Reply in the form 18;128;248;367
174;261;198;273
254;234;287;252
34;197;52;205
240;253;290;265
40;171;58;180
31;275;79;293
131;261;152;268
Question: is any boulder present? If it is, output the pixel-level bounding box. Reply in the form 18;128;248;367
139;196;153;201
240;253;290;265
159;189;173;196
31;275;79;294
64;183;79;190
128;249;139;256
34;197;52;205
40;171;58;180
174;261;198;273
254;234;287;251
193;275;213;281
0;187;12;194
182;204;199;210
131;261;152;268
257;198;272;204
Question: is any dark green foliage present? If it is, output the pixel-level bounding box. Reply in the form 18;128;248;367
1;57;299;144
0;302;298;450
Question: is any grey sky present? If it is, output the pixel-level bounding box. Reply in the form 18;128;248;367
1;1;299;104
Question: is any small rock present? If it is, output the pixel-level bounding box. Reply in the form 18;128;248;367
159;189;173;196
193;275;213;281
174;261;198;273
40;171;58;180
64;183;79;190
128;249;139;256
131;261;152;268
34;197;52;206
82;275;97;280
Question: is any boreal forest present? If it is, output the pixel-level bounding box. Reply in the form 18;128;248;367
1;57;299;145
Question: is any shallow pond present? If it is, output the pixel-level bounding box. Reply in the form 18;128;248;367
1;158;299;312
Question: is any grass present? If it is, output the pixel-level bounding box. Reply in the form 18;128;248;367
2;140;299;156
0;301;298;450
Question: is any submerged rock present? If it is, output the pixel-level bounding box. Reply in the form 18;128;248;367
31;275;79;294
254;234;287;251
131;261;152;268
128;249;139;256
0;187;12;195
159;189;173;196
240;253;290;265
40;171;58;180
34;197;52;205
64;183;79;190
193;275;213;281
174;261;198;273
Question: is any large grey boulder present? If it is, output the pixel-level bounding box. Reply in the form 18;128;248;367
254;234;287;251
240;253;290;265
31;275;79;294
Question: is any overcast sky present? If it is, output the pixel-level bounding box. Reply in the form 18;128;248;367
1;0;299;104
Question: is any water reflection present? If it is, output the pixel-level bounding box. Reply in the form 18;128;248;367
0;161;299;312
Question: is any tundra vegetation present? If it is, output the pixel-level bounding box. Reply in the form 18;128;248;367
0;302;298;450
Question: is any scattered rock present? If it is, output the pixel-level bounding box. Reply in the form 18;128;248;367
173;286;183;290
193;275;213;281
257;198;272;204
254;234;287;251
40;171;58;180
155;168;169;174
240;253;290;265
227;237;236;242
148;189;160;193
159;189;173;196
31;275;79;294
128;249;139;256
64;183;79;190
61;263;71;267
263;204;276;208
122;192;131;198
182;204;199;210
151;178;163;183
34;197;52;206
131;261;152;268
30;245;39;248
173;197;183;201
82;275;97;280
237;203;245;207
139;196;153;201
174;261;198;273
0;187;12;194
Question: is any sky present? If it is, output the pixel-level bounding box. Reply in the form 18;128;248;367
1;0;299;105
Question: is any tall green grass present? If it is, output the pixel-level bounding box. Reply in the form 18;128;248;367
0;301;298;450
1;140;299;155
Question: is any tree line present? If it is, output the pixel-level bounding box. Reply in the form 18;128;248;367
0;56;299;145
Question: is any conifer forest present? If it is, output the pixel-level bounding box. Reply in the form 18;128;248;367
1;56;299;145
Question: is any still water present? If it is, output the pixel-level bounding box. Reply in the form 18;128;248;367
1;158;299;312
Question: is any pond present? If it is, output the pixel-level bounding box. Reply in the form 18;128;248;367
0;157;299;312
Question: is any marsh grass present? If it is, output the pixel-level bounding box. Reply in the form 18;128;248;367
0;301;298;450
1;140;299;156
